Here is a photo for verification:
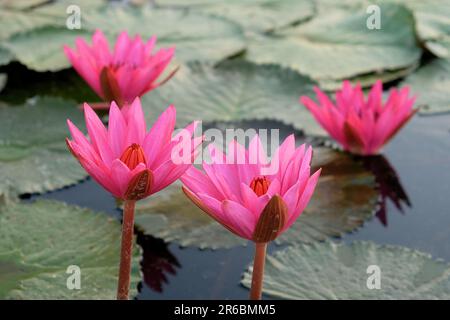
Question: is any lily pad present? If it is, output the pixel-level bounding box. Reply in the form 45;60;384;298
0;7;57;41
402;59;450;115
0;200;140;299
318;63;418;91
241;241;450;299
5;6;246;72
0;46;13;66
133;146;377;249
384;0;450;58
158;0;315;33
141;61;325;137
0;96;87;198
246;3;421;84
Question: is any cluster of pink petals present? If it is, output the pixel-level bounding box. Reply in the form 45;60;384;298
64;30;175;107
66;98;201;200
181;135;321;241
300;80;417;155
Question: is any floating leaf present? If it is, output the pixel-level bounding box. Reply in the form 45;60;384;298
4;27;90;72
402;59;450;115
133;147;377;249
318;64;418;91
141;61;325;137
242;241;450;299
5;7;246;72
0;200;140;299
0;96;87;198
158;0;315;33
0;46;13;66
246;3;421;84
385;0;450;58
0;8;57;41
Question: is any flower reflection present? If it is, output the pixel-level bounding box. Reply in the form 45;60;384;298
137;234;180;293
361;155;411;226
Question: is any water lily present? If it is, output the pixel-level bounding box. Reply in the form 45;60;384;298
66;97;201;299
300;80;417;155
64;30;176;109
181;135;321;299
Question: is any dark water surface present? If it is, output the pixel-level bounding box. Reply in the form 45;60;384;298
30;114;450;299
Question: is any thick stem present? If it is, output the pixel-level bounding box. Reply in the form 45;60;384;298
249;242;268;300
117;200;136;300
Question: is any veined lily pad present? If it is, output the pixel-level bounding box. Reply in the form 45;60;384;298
0;200;140;299
0;96;87;198
327;0;450;58
157;0;315;33
246;3;421;84
378;0;450;58
3;27;90;72
141;61;326;137
133;146;377;249
402;59;450;115
241;241;450;299
0;7;57;41
0;47;13;66
5;6;246;72
318;64;418;91
84;7;246;63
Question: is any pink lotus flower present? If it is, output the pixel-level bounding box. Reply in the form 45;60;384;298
300;80;417;155
64;30;176;109
181;135;321;242
66;98;201;201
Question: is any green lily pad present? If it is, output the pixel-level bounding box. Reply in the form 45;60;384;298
402;59;450;115
318;63;418;91
141;61;326;137
384;0;450;58
411;0;450;58
0;47;12;66
158;0;315;33
0;200;140;299
0;96;87;198
5;6;246;72
242;241;450;299
133;147;377;249
85;7;246;63
0;7;57;41
246;3;421;84
4;27;90;72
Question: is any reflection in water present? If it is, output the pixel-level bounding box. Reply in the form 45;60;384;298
361;155;411;227
137;234;180;293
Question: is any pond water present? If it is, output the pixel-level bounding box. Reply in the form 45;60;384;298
26;112;450;299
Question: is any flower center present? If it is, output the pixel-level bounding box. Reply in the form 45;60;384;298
120;144;147;170
250;176;271;197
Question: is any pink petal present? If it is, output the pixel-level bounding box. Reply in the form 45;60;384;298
221;200;256;240
107;101;127;158
124;98;147;146
84;103;114;166
143;105;176;168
